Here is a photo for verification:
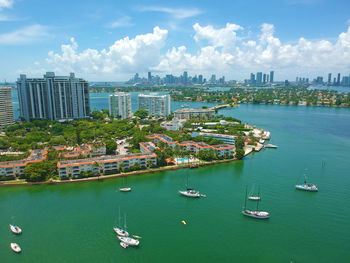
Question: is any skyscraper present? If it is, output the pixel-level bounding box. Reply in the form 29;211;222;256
337;73;341;85
138;94;171;116
148;72;152;82
250;73;255;84
0;87;14;129
263;74;266;84
328;73;332;84
109;92;132;120
17;72;90;121
256;72;263;84
211;74;216;84
198;75;203;84
183;71;188;84
270;71;274;83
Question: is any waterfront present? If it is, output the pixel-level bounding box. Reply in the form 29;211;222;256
1;102;350;262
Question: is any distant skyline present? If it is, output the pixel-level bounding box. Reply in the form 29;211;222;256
0;0;350;81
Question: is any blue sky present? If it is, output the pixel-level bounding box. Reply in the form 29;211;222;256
0;0;350;81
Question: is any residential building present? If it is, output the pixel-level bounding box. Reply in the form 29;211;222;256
0;86;14;129
191;132;236;145
160;117;186;131
109;92;132;119
57;152;157;178
138;94;171;116
17;72;90;121
174;108;215;120
148;134;235;157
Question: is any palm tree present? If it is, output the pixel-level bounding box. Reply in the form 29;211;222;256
93;161;102;180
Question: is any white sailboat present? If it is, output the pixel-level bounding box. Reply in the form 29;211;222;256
242;186;270;219
179;169;201;198
9;224;22;235
118;236;140;246
113;208;129;237
248;185;261;201
10;243;21;253
295;174;318;192
119;175;132;192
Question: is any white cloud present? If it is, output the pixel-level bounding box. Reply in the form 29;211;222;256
0;0;14;10
137;6;202;19
46;26;168;78
0;24;50;45
107;16;133;28
37;23;350;80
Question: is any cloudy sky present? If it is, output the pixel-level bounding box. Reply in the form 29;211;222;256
0;0;350;81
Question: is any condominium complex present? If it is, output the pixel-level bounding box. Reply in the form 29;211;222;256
0;86;14;129
148;134;235;157
191;132;236;145
17;72;90;121
174;108;215;120
109;92;132;119
138;94;170;116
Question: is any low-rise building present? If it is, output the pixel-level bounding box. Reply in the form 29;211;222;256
57;152;157;178
191;132;236;145
148;134;234;157
160;117;186;131
174;108;215;120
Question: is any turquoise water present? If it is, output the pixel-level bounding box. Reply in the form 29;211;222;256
2;96;350;262
175;158;190;162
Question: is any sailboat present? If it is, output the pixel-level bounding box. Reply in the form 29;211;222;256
113;208;129;237
9;224;22;235
179;169;200;198
119;175;131;192
295;174;318;192
242;186;270;219
10;243;21;253
248;185;261;201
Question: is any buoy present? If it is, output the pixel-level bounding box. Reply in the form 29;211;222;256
181;220;187;225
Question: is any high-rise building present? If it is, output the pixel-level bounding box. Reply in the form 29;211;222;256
337;73;341;85
198;75;203;84
263;74;266;84
138;94;170;116
267;74;269;83
270;71;274;83
250;73;255;84
256;72;263;84
109;92;132;120
148;72;152;82
0;87;14;129
17;72;90;121
183;71;188;84
328;73;332;84
211;74;216;83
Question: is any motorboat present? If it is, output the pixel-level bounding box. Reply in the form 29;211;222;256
133;235;142;239
10;243;21;253
119;187;132;192
248;196;261;201
179;189;200;198
242;210;270;219
120;242;128;249
9;224;22;235
118;236;140;246
264;144;277;149
113;227;129;237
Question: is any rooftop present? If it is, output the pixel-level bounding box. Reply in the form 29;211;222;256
175;108;215;113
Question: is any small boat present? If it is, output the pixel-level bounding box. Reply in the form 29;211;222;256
133;235;142;239
264;144;277;149
120;242;128;249
179;188;200;198
118;236;140;246
9;224;22;235
181;220;187;225
242;186;270;219
10;243;21;253
295;174;318;192
119;187;132;192
248;185;261;201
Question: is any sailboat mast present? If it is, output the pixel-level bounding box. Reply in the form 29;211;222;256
244;186;247;210
118;207;121;226
124;214;127;230
256;187;260;211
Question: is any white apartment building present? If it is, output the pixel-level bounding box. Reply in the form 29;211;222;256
0;87;14;129
109;92;132;119
138;93;170;116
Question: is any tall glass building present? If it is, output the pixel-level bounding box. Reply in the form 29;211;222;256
109;92;132;119
17;72;90;121
138;94;170;116
0;86;14;129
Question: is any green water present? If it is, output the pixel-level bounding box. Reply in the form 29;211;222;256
1;104;350;262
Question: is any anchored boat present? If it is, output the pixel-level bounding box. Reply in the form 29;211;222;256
264;144;277;149
114;208;129;237
179;168;202;198
118;236;140;246
9;224;22;235
120;242;128;249
119;175;132;192
10;243;21;253
248;185;261;201
295;174;318;192
242;186;270;219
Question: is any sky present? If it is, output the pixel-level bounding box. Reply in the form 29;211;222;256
0;0;350;81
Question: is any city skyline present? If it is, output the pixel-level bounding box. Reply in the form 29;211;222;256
0;0;350;81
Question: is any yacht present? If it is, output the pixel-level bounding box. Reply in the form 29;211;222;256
296;174;318;192
10;243;21;253
114;227;129;237
119;187;132;192
179;188;200;198
9;224;22;235
248;196;261;201
118;236;140;246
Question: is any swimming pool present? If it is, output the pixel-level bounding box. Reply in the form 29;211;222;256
175;158;190;163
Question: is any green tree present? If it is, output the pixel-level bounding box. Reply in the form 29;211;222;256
235;135;245;149
105;140;117;155
134;109;148;119
235;148;245;160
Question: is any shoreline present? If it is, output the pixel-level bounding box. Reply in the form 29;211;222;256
0;157;240;187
